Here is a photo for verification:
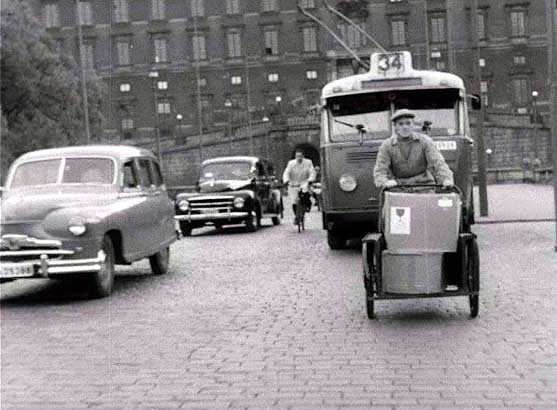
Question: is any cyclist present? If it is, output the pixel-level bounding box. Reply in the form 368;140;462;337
373;109;454;189
282;149;316;224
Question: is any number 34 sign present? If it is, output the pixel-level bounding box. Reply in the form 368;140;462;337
376;52;405;75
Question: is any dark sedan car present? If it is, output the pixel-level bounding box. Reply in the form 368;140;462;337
0;145;178;298
175;156;283;235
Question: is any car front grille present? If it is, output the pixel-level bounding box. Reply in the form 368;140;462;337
0;236;70;263
188;196;235;213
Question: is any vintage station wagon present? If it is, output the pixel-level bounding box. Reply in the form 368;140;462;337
0;145;178;298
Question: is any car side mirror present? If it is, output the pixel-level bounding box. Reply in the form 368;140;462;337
470;94;481;110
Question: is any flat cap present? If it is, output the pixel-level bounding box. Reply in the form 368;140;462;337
391;109;416;123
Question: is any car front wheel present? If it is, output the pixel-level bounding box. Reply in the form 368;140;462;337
150;247;170;275
89;236;115;298
180;222;192;237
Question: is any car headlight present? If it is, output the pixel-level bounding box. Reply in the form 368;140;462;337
339;174;357;192
233;197;245;208
177;199;190;212
68;218;87;236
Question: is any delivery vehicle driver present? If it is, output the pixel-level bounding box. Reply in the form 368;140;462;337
373;109;454;189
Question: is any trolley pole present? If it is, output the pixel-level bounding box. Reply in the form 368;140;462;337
546;0;557;251
471;0;489;216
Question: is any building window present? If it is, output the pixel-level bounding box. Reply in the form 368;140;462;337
513;55;526;65
391;20;406;46
157;100;172;114
262;0;278;12
198;77;207;87
157;81;168;90
435;60;446;71
122;118;134;130
55;39;65;54
120;83;131;92
114;0;129;22
268;73;279;82
226;0;240;14
192;35;207;60
81;43;95;68
191;0;204;17
264;30;279;55
117;40;131;66
512;78;529;106
299;0;315;8
229;95;247;123
153;38;168;63
227;31;242;58
302;27;318;52
231;75;242;85
44;4;60;28
306;70;317;80
338;22;367;49
477;11;486;40
510;10;526;37
430;15;446;43
77;2;93;25
152;0;165;20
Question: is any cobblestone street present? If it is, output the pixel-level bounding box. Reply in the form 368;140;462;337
1;209;556;410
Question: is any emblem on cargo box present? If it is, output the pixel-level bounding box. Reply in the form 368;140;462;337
390;207;411;235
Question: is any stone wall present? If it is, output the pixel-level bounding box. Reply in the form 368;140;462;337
153;120;553;189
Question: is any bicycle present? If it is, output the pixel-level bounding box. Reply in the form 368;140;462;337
295;189;311;233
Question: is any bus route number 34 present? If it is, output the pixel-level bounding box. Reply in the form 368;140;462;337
377;53;405;75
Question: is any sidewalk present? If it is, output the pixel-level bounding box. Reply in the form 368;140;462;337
474;183;556;223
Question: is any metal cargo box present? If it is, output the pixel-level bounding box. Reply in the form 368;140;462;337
383;191;461;253
382;251;447;294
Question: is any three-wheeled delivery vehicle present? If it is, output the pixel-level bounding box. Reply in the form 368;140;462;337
362;185;480;319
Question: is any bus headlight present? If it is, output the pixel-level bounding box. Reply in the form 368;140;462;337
177;199;190;212
339;174;357;192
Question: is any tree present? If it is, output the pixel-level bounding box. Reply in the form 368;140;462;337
0;0;105;180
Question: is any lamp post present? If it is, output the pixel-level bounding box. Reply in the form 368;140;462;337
532;90;539;160
224;99;233;154
148;70;162;166
275;95;282;122
176;113;183;145
262;116;270;159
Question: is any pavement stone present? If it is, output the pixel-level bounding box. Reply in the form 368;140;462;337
2;186;557;410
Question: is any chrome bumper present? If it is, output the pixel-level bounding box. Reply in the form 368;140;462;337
175;211;251;222
0;250;106;279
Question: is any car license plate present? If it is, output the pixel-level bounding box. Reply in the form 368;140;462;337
434;141;457;151
0;263;35;278
200;208;220;214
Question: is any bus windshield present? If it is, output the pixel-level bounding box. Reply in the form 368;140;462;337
327;88;460;142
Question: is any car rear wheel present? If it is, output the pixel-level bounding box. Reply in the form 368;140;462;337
272;215;281;225
327;230;346;250
149;247;170;275
89;236;115;298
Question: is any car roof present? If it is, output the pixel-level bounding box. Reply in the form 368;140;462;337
202;156;264;165
14;145;157;163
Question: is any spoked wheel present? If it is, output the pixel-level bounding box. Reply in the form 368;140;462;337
296;204;304;233
365;277;375;319
467;237;480;318
89;236;115;298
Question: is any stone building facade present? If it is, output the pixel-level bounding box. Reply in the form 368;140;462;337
29;0;554;148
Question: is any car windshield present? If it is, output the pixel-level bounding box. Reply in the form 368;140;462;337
10;157;114;188
200;162;253;181
327;88;460;142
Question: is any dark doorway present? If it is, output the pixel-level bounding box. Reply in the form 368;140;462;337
292;143;320;166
